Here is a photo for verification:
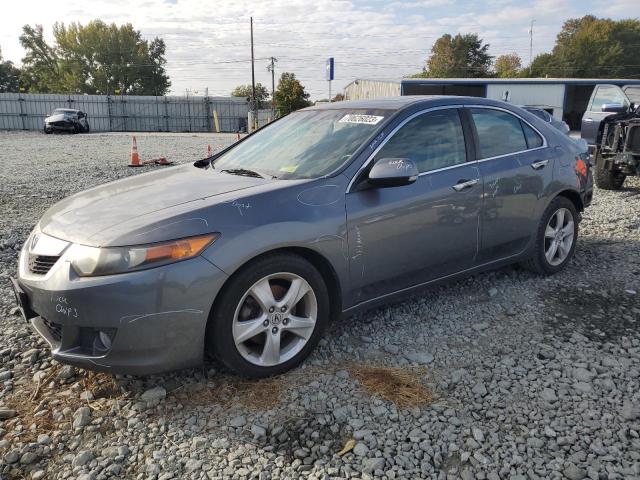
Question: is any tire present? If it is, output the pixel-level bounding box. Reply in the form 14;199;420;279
207;253;330;378
595;155;625;190
521;196;578;275
44;127;52;134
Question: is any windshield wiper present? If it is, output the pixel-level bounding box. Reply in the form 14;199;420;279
219;168;265;178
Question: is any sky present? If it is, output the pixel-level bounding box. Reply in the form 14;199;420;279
0;0;637;99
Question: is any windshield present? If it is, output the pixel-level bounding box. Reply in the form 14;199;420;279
213;109;389;179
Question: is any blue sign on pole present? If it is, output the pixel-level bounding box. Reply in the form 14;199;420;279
325;58;334;81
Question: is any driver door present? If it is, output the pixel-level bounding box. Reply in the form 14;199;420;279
582;85;630;146
345;107;481;306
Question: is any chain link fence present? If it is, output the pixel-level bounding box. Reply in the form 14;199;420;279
0;93;249;133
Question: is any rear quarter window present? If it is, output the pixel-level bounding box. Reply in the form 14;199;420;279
471;108;527;158
521;122;543;149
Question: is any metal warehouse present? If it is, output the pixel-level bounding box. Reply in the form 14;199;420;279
343;79;401;101
402;78;640;130
344;78;640;130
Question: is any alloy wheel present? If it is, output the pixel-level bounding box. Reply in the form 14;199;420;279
544;207;574;266
232;272;318;367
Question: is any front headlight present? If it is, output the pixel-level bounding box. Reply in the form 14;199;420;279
68;233;218;277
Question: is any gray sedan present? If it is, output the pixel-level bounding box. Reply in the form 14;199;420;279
13;96;593;378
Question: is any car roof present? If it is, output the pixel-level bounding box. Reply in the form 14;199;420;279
306;95;515;112
53;108;80;112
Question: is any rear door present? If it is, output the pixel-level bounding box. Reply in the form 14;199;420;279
581;85;630;146
468;106;552;263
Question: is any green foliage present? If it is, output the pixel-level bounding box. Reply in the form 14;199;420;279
19;21;170;94
0;47;21;93
423;33;492;78
274;72;311;115
526;15;640;78
494;53;522;78
231;83;270;108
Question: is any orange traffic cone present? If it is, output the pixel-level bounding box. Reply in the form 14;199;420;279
128;136;143;167
207;144;212;157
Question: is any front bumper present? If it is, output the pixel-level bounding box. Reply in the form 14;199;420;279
15;247;227;375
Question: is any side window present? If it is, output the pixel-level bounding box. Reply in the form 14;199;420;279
521;121;543;149
590;87;628;111
471;108;527;158
375;109;467;173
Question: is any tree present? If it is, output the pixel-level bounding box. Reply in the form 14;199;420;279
274;72;311;115
527;52;560;77
494;53;522;78
231;83;269;109
423;33;492;78
19;21;170;94
332;93;345;102
0;47;21;92
525;16;640;78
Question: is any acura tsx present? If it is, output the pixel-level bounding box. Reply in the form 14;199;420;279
12;96;593;377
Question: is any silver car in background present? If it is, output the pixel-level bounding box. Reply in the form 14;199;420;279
521;106;570;135
13;97;593;378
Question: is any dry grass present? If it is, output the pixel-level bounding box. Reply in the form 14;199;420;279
3;369;124;443
172;373;297;411
349;364;434;408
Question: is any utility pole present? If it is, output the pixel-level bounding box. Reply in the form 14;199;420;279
267;57;277;117
250;17;256;112
529;18;535;76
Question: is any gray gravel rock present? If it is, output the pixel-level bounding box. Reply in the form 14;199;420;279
72;406;91;428
229;415;246;427
404;351;434;364
72;450;93;468
140;386;166;405
362;457;385;473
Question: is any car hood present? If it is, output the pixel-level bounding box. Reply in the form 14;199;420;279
40;164;270;245
45;114;67;123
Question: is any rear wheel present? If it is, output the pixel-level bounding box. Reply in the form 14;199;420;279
207;253;329;378
522;196;578;275
595;155;625;190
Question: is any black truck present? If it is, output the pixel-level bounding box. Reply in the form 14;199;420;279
582;85;640;190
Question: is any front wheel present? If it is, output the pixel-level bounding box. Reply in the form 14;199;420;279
207;253;329;378
522;197;578;275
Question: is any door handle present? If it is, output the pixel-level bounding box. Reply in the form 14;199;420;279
583;118;593;123
531;160;549;170
452;178;479;191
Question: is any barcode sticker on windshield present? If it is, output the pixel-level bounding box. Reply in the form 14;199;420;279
339;114;384;125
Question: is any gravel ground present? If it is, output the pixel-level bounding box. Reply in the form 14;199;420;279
1;130;639;480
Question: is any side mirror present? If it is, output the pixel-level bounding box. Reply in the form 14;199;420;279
368;157;418;188
601;103;627;113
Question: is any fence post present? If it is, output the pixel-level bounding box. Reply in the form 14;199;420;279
205;96;212;132
164;97;169;132
18;93;26;130
107;95;113;132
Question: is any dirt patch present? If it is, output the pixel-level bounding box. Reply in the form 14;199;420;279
349;364;434;408
543;285;640;342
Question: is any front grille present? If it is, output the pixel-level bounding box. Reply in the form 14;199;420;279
28;255;60;275
42;318;62;342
